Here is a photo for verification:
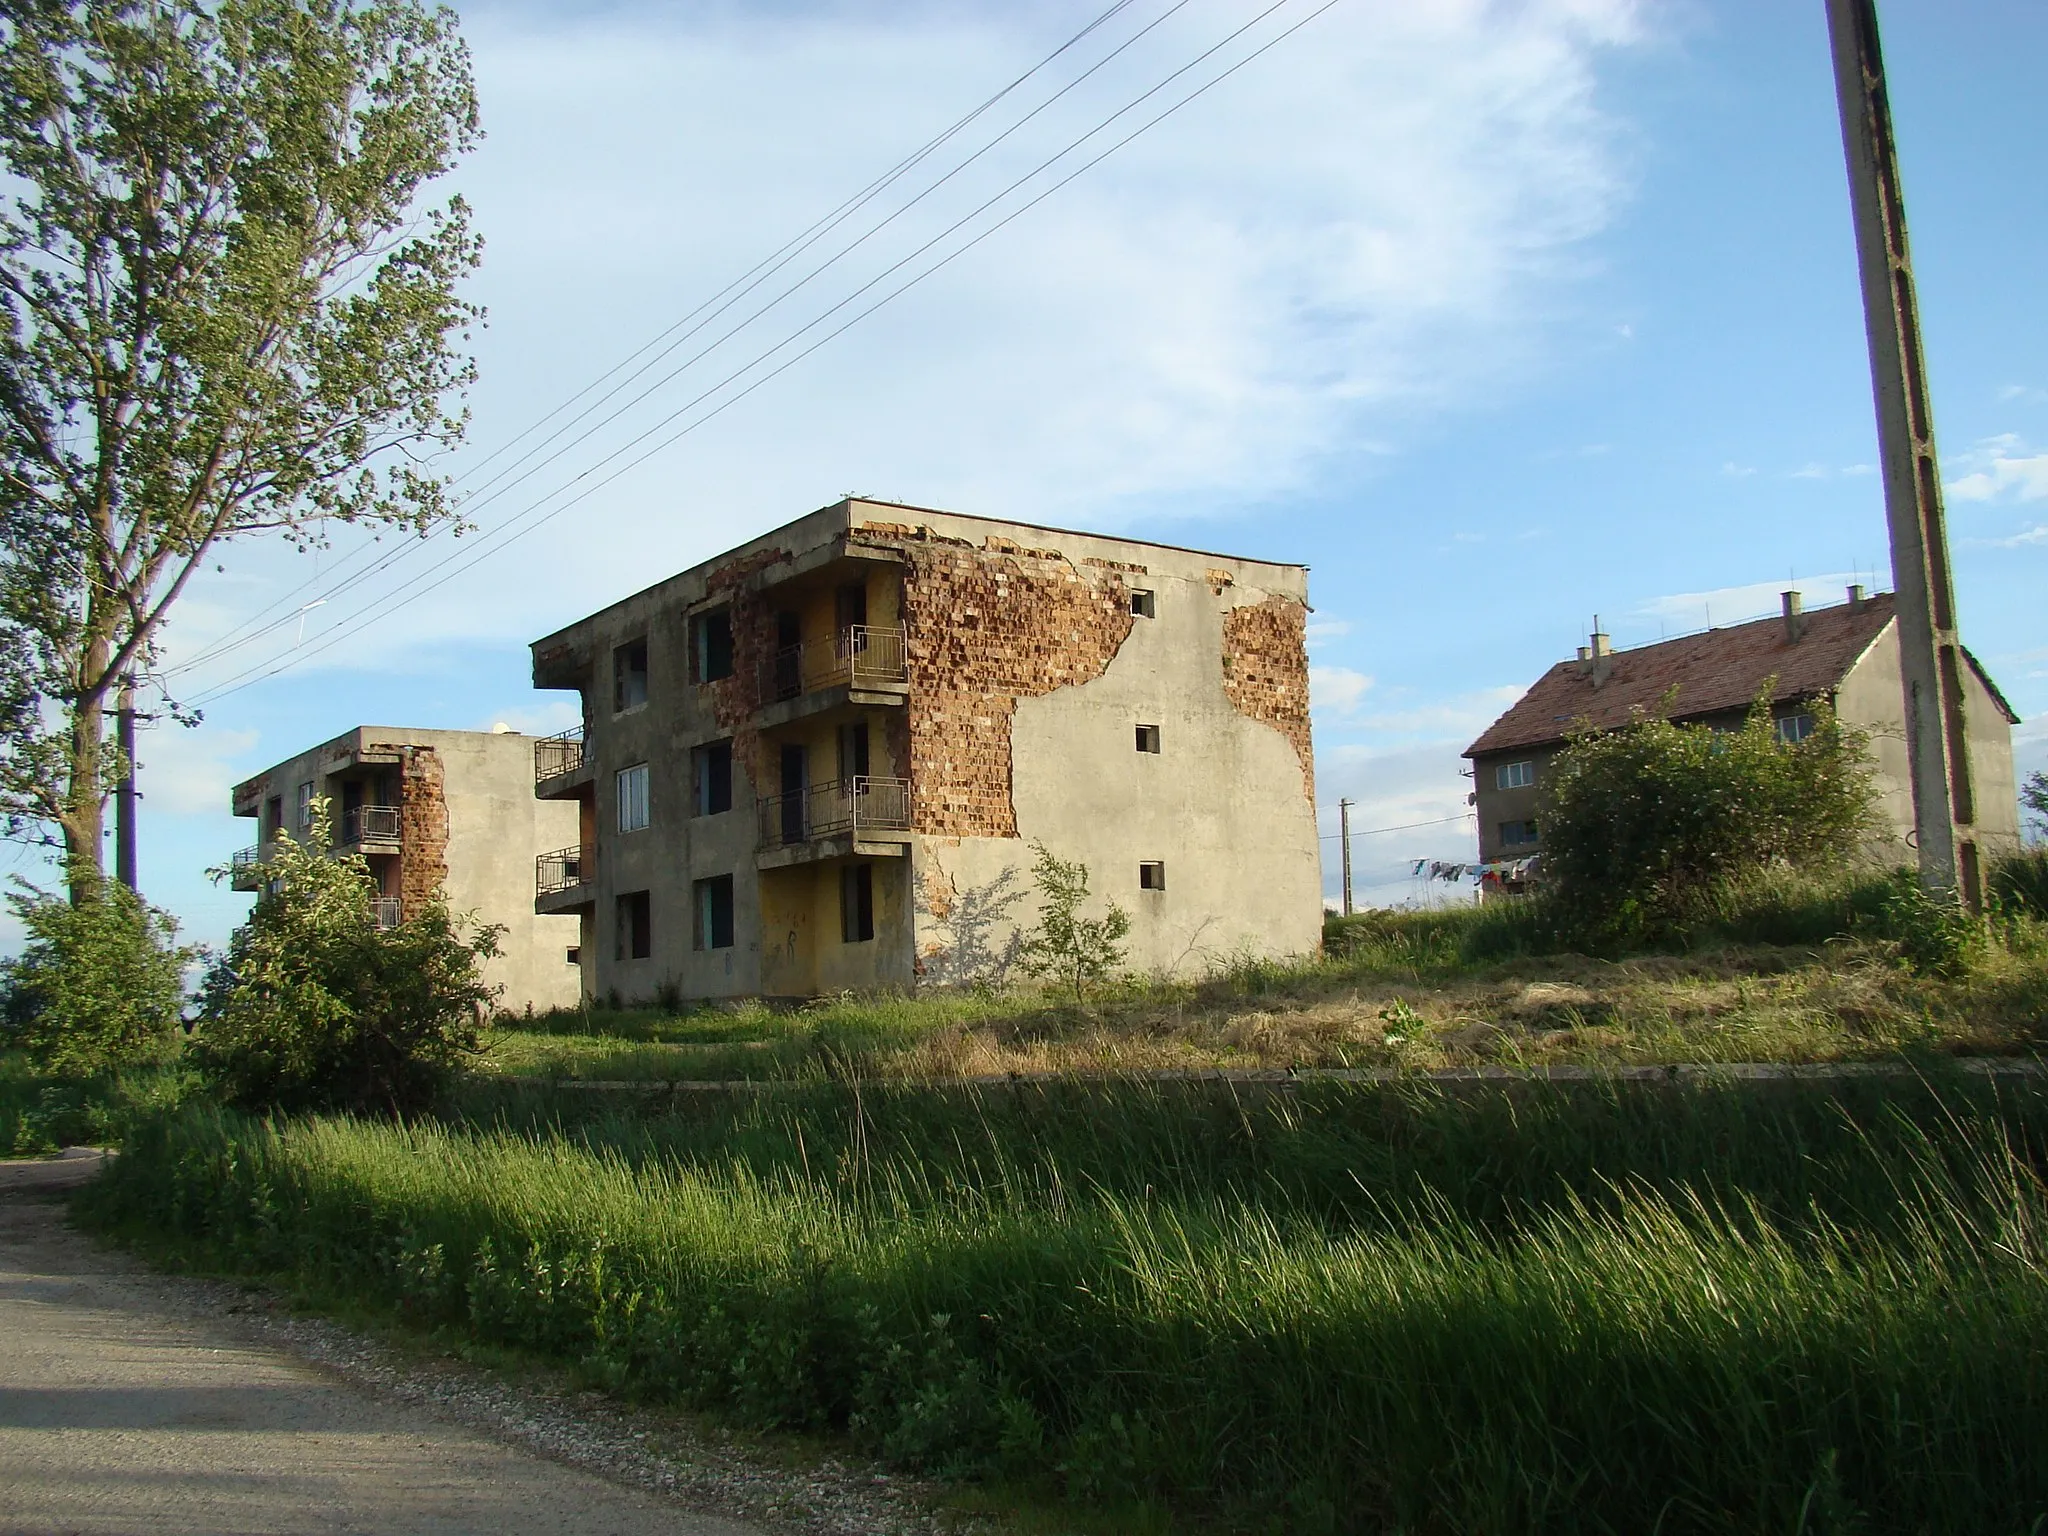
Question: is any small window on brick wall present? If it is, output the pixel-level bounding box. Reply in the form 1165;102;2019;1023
690;609;733;683
1139;861;1166;891
1129;589;1155;618
615;891;651;961
1135;724;1161;753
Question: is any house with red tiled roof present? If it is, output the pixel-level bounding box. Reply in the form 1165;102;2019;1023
1463;586;2022;870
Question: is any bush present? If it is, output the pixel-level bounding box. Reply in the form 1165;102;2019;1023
194;807;502;1115
1018;841;1129;1002
1;872;194;1074
1538;693;1876;949
1991;848;2048;923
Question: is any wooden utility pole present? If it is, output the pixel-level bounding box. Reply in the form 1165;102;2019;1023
1339;798;1354;916
115;674;138;894
1824;0;1980;908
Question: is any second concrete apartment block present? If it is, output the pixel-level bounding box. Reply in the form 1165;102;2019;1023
530;498;1323;1003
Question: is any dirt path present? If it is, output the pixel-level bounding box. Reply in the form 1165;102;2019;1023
0;1153;944;1536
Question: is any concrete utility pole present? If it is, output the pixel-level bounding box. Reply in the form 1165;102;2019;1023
1338;798;1354;916
1824;0;1980;909
114;674;138;894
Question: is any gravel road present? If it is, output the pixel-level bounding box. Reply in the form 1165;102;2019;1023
0;1152;966;1536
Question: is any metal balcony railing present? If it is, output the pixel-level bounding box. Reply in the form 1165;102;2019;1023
370;897;402;930
757;775;911;846
758;625;908;703
342;804;402;845
536;843;594;897
534;725;586;784
230;844;262;890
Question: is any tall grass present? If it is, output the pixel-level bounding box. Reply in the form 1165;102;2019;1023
86;1078;2048;1533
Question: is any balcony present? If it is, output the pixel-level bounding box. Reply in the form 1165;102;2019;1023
756;626;908;724
756;776;912;868
341;803;402;850
371;896;402;930
534;725;592;798
229;844;263;891
535;842;597;913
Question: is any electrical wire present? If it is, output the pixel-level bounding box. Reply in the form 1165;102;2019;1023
184;0;1349;708
1316;812;1474;842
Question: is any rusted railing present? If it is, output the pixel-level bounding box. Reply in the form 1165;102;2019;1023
342;804;402;845
534;725;586;784
229;844;263;890
757;775;911;846
371;897;402;930
537;843;594;897
758;625;907;703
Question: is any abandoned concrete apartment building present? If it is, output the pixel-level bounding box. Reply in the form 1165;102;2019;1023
230;727;583;1012
1465;586;2022;873
528;498;1323;1004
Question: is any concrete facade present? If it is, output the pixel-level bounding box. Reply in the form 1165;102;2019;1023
1465;588;2022;870
529;498;1322;1004
229;727;583;1014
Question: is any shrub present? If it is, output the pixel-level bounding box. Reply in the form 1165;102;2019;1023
1538;692;1876;949
194;806;502;1115
1991;848;2048;923
2022;769;2047;838
1;871;194;1074
1018;841;1129;1002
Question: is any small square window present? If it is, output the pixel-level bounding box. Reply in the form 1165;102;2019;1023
691;609;734;683
1775;713;1816;744
565;946;581;966
693;739;733;815
614;637;648;712
1129;589;1155;618
694;874;735;951
1499;819;1540;848
1495;760;1535;791
615;891;651;961
841;863;875;943
1139;861;1166;891
1135;724;1161;754
617;763;650;833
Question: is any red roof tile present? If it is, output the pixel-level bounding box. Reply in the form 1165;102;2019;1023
1465;594;1897;758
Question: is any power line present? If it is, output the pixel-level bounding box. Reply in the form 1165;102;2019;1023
183;0;1348;709
1316;811;1473;842
168;0;1158;680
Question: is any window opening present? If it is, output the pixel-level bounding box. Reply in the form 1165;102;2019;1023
691;609;733;683
1775;713;1816;744
693;740;733;815
839;722;871;780
1499;820;1539;848
614;637;649;711
1495;760;1535;790
1139;861;1166;891
295;781;314;835
778;745;808;843
1129;589;1155;618
565;946;581;966
841;863;875;943
694;875;735;950
1135;724;1161;754
617;763;650;833
615;891;651;961
835;581;868;632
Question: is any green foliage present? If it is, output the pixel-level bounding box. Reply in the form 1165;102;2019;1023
1866;872;1987;978
2023;770;2048;838
1017;841;1129;1002
194;808;501;1115
0;0;480;874
1;871;194;1073
1991;848;2048;923
85;1079;2048;1534
0;1052;198;1154
1538;692;1877;949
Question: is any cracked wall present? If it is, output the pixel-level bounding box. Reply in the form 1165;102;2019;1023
1221;595;1314;802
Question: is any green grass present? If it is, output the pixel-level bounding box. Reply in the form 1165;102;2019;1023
0;1049;197;1154
85;1075;2048;1533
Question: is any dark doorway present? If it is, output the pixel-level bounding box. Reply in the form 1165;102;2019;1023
779;744;808;843
838;722;870;781
772;610;802;698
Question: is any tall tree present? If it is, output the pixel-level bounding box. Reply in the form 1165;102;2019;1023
0;0;480;895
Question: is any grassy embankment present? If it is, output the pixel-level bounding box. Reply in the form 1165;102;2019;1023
0;1052;195;1154
85;1072;2048;1533
479;873;2048;1082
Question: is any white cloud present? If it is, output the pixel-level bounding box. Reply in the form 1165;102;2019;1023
1638;571;1860;630
154;0;1651;694
1314;740;1480;908
1304;617;1352;649
130;724;260;818
1947;434;2048;504
1965;524;2048;551
1310;665;1375;715
1721;461;1756;479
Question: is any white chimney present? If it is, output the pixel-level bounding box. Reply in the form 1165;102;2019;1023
1782;590;1803;642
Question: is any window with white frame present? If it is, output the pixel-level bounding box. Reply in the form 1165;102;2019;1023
1775;712;1816;744
1495;760;1535;791
617;763;650;833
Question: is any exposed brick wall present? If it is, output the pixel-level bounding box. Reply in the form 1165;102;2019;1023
1222;596;1314;802
392;746;449;918
857;524;1135;838
705;546;791;786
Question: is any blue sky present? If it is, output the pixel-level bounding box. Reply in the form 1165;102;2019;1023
7;0;2043;949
